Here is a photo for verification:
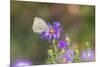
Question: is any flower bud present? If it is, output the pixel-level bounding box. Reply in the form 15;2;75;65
48;49;53;56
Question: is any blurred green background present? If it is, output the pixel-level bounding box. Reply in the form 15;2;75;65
11;1;95;65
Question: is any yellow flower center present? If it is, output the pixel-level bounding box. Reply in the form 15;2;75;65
49;28;55;34
61;57;67;63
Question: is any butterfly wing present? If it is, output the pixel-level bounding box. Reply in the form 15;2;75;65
32;17;48;34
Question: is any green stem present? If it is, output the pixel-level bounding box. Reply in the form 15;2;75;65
52;39;58;63
53;43;58;56
51;55;56;64
74;57;78;62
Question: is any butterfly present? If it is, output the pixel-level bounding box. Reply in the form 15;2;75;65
32;17;49;34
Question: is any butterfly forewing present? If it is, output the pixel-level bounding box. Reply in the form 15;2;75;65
32;17;48;34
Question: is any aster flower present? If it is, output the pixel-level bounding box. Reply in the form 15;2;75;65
80;49;95;62
40;22;63;41
63;48;75;63
58;40;68;49
13;59;32;67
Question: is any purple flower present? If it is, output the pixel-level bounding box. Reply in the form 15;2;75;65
58;40;68;49
40;22;63;41
13;59;32;67
63;48;75;62
81;49;95;62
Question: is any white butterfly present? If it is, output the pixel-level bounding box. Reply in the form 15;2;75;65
32;17;49;34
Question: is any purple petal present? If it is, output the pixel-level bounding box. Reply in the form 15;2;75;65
64;48;75;62
13;59;32;67
58;40;68;49
53;22;60;29
48;35;52;41
56;31;60;39
81;49;95;61
48;23;52;28
53;34;56;38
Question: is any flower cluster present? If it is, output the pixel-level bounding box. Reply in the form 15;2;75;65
12;18;95;67
38;21;73;63
39;21;94;64
38;21;95;64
